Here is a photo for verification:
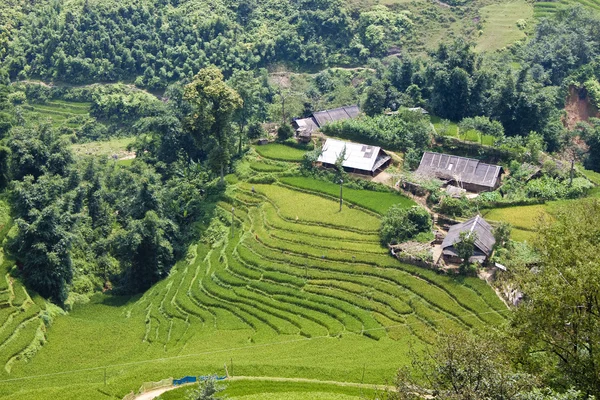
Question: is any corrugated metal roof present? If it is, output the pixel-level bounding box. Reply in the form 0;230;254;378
317;138;390;172
312;105;359;127
441;215;496;257
416;152;502;189
293;117;319;133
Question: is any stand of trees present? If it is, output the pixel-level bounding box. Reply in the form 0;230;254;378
2;0;412;89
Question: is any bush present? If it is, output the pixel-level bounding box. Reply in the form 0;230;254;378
247;121;265;139
438;196;471;217
277;124;294;141
380;205;432;245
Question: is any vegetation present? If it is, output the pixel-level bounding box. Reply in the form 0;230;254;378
2;1;600;398
280;176;415;215
254;144;306;162
380;205;432;245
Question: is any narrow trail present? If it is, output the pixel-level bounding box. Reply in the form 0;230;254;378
131;376;396;400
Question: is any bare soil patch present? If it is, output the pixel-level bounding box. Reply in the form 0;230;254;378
564;86;599;130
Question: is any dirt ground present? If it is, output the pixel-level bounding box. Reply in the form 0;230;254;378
564;86;599;130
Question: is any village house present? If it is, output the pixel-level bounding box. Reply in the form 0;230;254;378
416;151;503;193
317;138;392;176
440;215;496;265
292;105;360;142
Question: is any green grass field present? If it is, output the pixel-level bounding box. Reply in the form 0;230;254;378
0;156;508;399
254;144;307;161
71;137;136;159
279;176;415;215
476;0;533;52
430;116;459;137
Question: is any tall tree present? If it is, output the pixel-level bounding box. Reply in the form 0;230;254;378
228;69;270;154
511;200;600;396
184;67;242;182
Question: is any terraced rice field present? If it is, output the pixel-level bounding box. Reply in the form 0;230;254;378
22;100;92;129
0;201;47;379
0;158;508;399
534;0;600;18
476;0;533;52
254;144;307;161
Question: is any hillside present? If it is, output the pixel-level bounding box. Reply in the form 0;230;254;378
0;151;507;399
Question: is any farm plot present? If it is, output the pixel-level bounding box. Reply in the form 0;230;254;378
254;144;307;161
1;182;506;400
22;100;92;129
476;0;533;52
279;177;415;214
0;201;47;377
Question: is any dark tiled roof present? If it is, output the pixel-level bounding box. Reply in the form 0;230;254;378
441;215;496;257
312;105;360;127
416;152;502;189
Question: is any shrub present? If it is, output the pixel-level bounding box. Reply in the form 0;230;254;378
380;205;432;245
438;196;471;217
247;121;265;139
277;124;294;141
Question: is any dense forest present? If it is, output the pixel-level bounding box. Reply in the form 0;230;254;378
1;0;600;398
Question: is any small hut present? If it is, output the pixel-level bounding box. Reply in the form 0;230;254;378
441;215;496;264
292;105;360;141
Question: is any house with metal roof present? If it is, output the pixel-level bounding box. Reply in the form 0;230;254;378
317;138;391;176
440;215;496;264
292;105;360;142
416;151;503;193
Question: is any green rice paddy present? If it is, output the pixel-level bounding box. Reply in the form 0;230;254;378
0;154;508;400
280;176;415;214
21;100;92;129
254;144;307;161
476;0;533;52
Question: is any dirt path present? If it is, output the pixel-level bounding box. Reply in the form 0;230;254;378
130;376;395;399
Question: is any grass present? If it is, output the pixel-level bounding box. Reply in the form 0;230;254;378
254;144;306;162
430;117;495;146
71;137;136;158
0;170;506;399
248;162;287;173
279;176;415;215
460;129;496;146
481;204;548;232
430;116;458;137
476;0;534;52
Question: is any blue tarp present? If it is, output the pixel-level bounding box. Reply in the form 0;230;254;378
173;375;227;386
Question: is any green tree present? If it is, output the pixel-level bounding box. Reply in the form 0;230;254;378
511;200;600;396
363;81;386;116
9;190;75;306
380;205;431;245
393;331;535;400
228;69;270;154
277;124;294;141
455;230;477;273
187;377;224;400
115;211;177;293
184;67;242;182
